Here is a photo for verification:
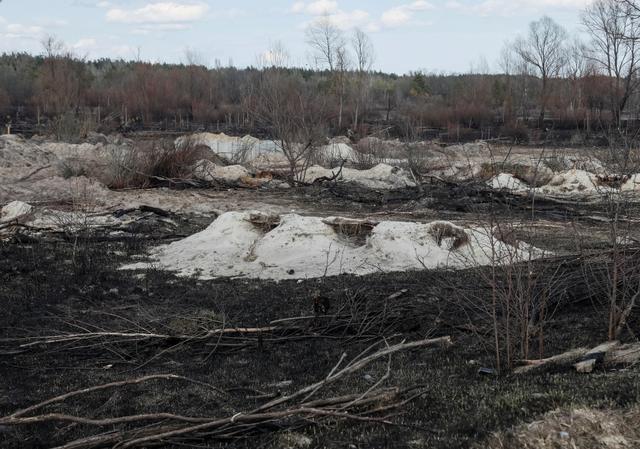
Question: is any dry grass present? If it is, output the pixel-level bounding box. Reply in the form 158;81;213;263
484;407;640;449
428;221;470;250
108;138;209;189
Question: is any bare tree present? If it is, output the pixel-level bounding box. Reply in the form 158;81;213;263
257;41;290;69
563;38;591;131
250;69;328;181
334;44;350;130
498;44;518;125
352;28;375;73
305;17;345;72
37;36;83;116
306;18;350;130
513;16;568;127
351;29;375;132
583;0;640;131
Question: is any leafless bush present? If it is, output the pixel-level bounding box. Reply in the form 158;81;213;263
249;69;328;181
353;138;387;169
577;133;640;341
107;137;205;189
50;111;96;143
229;139;257;165
454;220;568;373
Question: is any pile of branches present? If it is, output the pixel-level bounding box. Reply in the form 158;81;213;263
1;289;423;364
0;337;451;448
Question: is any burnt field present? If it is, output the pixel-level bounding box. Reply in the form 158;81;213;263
1;183;639;449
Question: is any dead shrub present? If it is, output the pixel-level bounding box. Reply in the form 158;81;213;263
479;161;552;186
483;407;640;449
50;111;96;143
107;137;205;189
428;221;470;250
354;139;386;169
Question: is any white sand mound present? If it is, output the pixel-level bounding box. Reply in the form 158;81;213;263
621;174;640;192
488;174;530;192
193;160;251;183
443;141;491;157
317;143;358;163
304;163;416;190
0;135;58;181
1;201;34;223
549;155;606;174
177;133;279;163
123;211;542;280
539;169;604;194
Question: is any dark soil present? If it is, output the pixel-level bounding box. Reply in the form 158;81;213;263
0;186;639;449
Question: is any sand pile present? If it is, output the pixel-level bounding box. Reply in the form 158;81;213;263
123;211;542;280
304;163;416;190
176;133;279;164
316;142;359;164
539;169;604;194
488;169;625;196
0;200;34;223
621;174;640;192
488;173;531;192
192;160;251;183
0;135;58;181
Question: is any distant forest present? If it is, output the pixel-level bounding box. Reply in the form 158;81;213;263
2;0;640;143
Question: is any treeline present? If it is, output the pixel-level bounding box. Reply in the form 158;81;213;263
1;0;639;143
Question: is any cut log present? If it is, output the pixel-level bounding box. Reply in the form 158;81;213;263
514;348;588;374
515;341;640;374
605;344;640;366
575;359;596;373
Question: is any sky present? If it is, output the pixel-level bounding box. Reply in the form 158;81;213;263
0;0;594;74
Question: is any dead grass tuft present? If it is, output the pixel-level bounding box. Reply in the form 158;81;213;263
429;221;470;250
484;407;640;449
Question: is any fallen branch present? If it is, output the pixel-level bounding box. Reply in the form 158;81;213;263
515;341;640;374
1;337;451;448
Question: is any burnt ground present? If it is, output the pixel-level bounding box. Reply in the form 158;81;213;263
0;184;639;449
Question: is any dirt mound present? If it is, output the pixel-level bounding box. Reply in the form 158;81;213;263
546;155;606;174
539;169;605;194
485;407;640;449
488;173;531;192
443;141;491;157
193;160;251;184
0;200;33;223
124;211;542;280
317;142;358;164
621;174;640;192
1;176;110;206
304;163;417;190
176;133;278;164
0;135;58;181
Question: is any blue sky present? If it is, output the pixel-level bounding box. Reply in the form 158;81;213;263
0;0;592;74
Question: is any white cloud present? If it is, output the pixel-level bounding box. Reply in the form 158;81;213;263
106;2;209;24
378;1;434;29
447;0;592;16
36;18;69;28
292;0;433;32
291;1;339;15
132;23;190;34
381;8;411;27
326;9;370;29
110;45;136;59
73;38;98;50
4;23;44;38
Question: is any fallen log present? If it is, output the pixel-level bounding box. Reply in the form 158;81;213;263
1;337;452;449
514;341;640;374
